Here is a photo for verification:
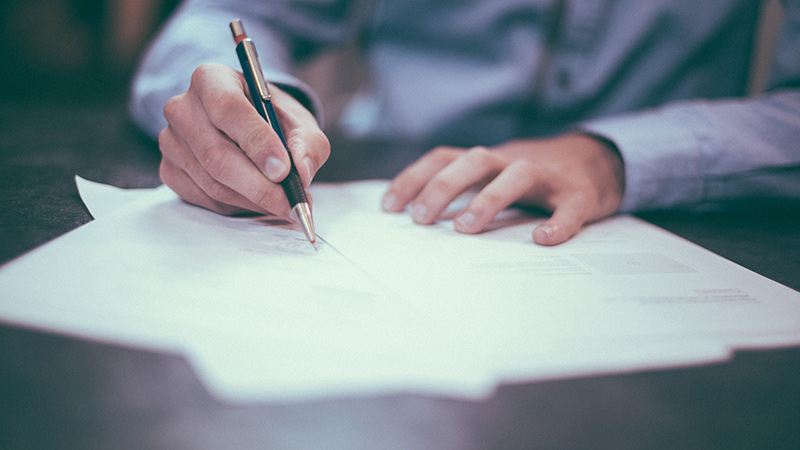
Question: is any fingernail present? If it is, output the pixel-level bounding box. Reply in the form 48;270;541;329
303;156;316;185
411;203;428;222
538;225;554;238
382;193;398;211
456;211;476;230
265;157;287;181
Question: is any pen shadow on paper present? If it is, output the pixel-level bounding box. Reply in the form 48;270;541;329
143;200;319;257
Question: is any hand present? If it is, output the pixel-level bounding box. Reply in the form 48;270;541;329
381;134;625;245
158;63;330;217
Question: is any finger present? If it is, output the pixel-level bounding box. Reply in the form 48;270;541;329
193;66;329;188
408;146;502;225
159;125;285;216
191;65;290;182
382;146;462;213
164;91;291;217
269;86;331;188
532;196;593;246
160;159;261;216
454;160;541;234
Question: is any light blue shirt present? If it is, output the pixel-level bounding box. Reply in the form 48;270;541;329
130;0;800;212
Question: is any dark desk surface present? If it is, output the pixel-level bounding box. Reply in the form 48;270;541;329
1;102;799;449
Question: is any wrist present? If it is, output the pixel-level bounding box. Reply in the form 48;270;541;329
572;132;626;201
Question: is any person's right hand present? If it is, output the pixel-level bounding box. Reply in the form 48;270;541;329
158;63;330;218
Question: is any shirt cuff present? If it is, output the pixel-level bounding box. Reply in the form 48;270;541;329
579;105;709;212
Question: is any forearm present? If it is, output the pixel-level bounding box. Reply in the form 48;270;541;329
581;90;800;212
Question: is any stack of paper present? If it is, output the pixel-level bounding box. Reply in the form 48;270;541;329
0;178;797;402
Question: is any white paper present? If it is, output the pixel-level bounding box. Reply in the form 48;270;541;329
0;178;798;402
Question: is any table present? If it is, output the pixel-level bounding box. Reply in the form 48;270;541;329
1;102;799;449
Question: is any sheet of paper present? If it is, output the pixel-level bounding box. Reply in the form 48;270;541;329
312;182;800;343
0;178;798;403
75;176;160;219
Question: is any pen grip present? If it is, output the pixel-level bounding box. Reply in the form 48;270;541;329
280;169;308;207
263;99;309;207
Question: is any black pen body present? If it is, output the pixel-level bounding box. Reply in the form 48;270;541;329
231;19;315;246
235;42;309;209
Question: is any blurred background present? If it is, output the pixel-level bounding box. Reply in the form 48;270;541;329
0;0;180;104
0;1;784;119
0;0;363;125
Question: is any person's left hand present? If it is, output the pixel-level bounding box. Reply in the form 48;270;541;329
381;133;625;245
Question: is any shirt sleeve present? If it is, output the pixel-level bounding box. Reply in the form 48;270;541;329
128;0;354;138
580;1;800;213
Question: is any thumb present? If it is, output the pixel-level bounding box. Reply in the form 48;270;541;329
532;199;590;246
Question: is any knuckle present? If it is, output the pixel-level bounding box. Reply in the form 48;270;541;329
206;93;240;128
190;63;218;86
308;129;331;158
516;159;547;179
162;96;179;122
287;127;331;160
478;189;505;207
189;64;252;127
465;146;497;166
162;93;192;125
158;161;176;186
427;146;459;164
511;159;542;179
427;174;457;194
466;145;491;158
157;128;170;153
157;129;188;170
513;159;538;172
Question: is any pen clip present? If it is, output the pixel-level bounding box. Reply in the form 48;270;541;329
230;19;272;102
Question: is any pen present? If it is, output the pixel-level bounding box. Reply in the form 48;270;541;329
230;19;317;249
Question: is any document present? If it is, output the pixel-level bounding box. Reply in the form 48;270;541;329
0;178;798;402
